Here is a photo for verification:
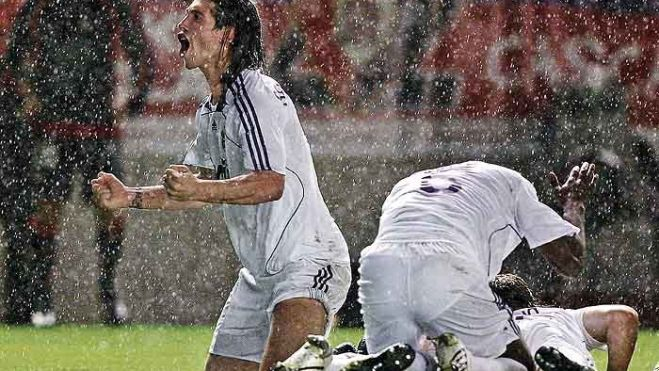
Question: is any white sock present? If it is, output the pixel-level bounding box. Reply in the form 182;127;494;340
471;356;528;371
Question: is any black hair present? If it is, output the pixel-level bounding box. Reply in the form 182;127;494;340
489;274;535;311
211;0;264;84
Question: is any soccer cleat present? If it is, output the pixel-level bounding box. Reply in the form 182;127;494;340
271;335;332;371
356;338;368;355
340;343;415;371
430;333;470;371
535;346;595;371
333;342;358;355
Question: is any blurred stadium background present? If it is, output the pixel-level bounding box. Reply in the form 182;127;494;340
1;0;658;334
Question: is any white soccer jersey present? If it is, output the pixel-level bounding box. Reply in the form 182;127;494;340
513;307;606;370
373;161;579;278
183;69;349;275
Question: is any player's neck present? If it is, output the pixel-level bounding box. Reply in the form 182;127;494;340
201;56;232;106
202;68;226;106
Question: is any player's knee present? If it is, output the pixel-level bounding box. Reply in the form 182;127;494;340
205;354;220;371
608;305;640;332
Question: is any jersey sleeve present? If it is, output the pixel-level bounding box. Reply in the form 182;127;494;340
231;76;286;174
514;177;580;249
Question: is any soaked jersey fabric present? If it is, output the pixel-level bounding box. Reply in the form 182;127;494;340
371;161;580;278
184;69;349;275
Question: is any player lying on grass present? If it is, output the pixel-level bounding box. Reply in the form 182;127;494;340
489;273;639;371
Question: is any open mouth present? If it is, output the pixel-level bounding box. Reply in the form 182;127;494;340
177;32;190;56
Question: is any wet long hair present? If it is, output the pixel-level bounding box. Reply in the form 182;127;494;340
211;0;264;86
489;274;536;311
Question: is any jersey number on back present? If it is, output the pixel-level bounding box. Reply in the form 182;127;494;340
419;174;462;194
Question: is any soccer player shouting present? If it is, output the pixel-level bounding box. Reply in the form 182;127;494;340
91;1;350;370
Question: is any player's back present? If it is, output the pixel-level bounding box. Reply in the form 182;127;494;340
375;161;529;272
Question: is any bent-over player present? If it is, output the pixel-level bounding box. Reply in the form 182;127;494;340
92;1;350;370
351;161;596;371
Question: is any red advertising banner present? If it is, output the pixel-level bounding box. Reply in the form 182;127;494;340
423;2;659;126
2;1;657;125
0;0;25;56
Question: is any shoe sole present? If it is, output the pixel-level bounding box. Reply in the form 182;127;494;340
343;343;415;371
535;346;594;371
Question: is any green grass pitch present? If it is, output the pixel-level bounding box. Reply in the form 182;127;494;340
0;325;656;370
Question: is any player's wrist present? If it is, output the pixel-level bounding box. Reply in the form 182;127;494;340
127;187;145;209
562;198;586;213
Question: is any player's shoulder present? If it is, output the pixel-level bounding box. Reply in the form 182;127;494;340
472;161;525;180
471;161;532;194
229;69;289;108
440;161;527;187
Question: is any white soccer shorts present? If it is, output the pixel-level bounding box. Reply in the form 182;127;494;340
359;241;518;359
519;309;601;370
209;257;351;362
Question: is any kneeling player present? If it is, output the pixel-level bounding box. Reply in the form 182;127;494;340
490;274;639;371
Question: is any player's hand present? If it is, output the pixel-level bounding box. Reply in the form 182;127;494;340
548;162;598;205
91;172;130;210
162;165;200;201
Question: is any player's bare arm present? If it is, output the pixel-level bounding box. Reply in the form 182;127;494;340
91;171;206;210
580;305;639;371
162;165;284;205
539;161;597;276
